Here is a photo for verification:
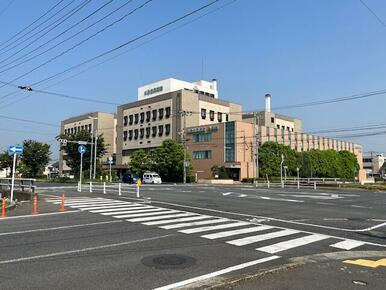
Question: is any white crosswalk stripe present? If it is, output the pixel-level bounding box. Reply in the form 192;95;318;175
100;208;160;216
201;225;274;240
178;222;250;234
143;215;211;226
114;210;178;219
45;197;369;255
160;218;230;230
256;234;329;253
127;213;197;222
329;239;366;250
227;229;299;246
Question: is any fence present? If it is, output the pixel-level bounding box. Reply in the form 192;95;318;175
254;177;348;190
0;178;36;192
77;182;140;197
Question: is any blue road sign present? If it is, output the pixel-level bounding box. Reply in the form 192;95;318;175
8;145;23;155
78;145;87;154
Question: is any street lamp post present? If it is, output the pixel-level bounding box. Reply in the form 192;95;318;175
88;116;98;180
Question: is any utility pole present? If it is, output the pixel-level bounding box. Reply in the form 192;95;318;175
93;131;98;180
179;110;192;184
253;112;259;186
280;154;284;188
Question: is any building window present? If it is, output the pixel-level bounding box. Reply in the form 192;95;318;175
129;115;133;125
146;127;150;138
201;108;206;119
209;110;215;121
165;124;171;136
193;150;212;160
140;112;145;123
128;130;133;140
152;126;157;137
193;132;212;142
134;129;138;139
134;114;139;124
271;117;274;123
225;114;229;122
123;131;127;141
146;111;151;122
159;108;164;120
140;128;144;139
225;122;235;162
158;125;163;137
218;112;222;122
152;109;157;121
123;116;128;126
88;124;92;132
165;107;171;118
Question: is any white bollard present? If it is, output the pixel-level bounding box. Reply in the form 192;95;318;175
136;184;140;198
281;181;284;188
89;182;92;193
103;182;106;194
77;181;81;192
297;179;300;189
267;180;270;189
118;183;122;196
313;181;316;190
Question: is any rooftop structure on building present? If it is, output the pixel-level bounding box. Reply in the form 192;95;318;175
138;78;218;100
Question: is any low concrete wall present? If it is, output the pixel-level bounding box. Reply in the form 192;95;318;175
198;179;234;185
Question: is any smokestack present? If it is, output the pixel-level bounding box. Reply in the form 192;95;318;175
265;94;271;112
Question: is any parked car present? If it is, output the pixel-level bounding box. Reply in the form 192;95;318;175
142;172;162;184
122;173;140;184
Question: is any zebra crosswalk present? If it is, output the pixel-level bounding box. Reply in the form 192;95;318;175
46;197;371;255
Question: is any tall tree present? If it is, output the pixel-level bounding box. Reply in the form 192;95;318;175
20;140;51;178
0;151;13;177
58;131;107;177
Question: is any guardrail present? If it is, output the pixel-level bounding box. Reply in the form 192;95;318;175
77;182;140;198
0;178;36;193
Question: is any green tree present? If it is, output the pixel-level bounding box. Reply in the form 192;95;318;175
337;150;359;180
57;131;107;177
129;149;153;174
259;142;299;177
0;151;13;177
19;140;51;178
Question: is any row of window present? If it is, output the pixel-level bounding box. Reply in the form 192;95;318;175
64;124;92;134
124;107;171;126
192;132;212;142
200;109;229;122
192;150;212;160
123;124;171;141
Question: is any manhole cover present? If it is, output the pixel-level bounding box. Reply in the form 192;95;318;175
142;254;196;269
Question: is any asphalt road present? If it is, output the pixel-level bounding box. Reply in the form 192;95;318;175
0;182;385;289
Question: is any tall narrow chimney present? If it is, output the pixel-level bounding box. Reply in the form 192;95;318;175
265;94;271;112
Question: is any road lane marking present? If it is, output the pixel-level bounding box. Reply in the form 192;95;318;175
0;234;174;265
119;197;385;233
127;213;197;222
66;202;129;208
0;220;122;236
179;221;250;234
201;225;274;240
227;229;299;246
114;210;178;219
360;222;386;231
343;258;386;268
0;210;80;220
330;240;366;250
100;208;162;216
81;203;143;211
154;256;281;290
143;215;210;226
89;205;152;213
161;218;230;230
256;234;329;254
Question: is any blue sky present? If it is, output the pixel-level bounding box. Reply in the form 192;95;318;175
0;0;385;160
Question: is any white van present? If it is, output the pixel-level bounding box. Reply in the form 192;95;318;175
142;172;162;184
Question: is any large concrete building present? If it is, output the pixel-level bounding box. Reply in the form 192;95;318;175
187;94;365;181
59;112;117;176
363;153;385;177
116;78;242;167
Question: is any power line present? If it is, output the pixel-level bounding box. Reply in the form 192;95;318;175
0;114;59;127
0;0;238;109
359;0;386;28
0;0;65;49
0;0;154;90
0;0;81;54
0;0;116;70
0;0;15;18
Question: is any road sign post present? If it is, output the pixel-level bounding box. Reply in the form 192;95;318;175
78;145;87;192
108;156;113;183
8;145;23;202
